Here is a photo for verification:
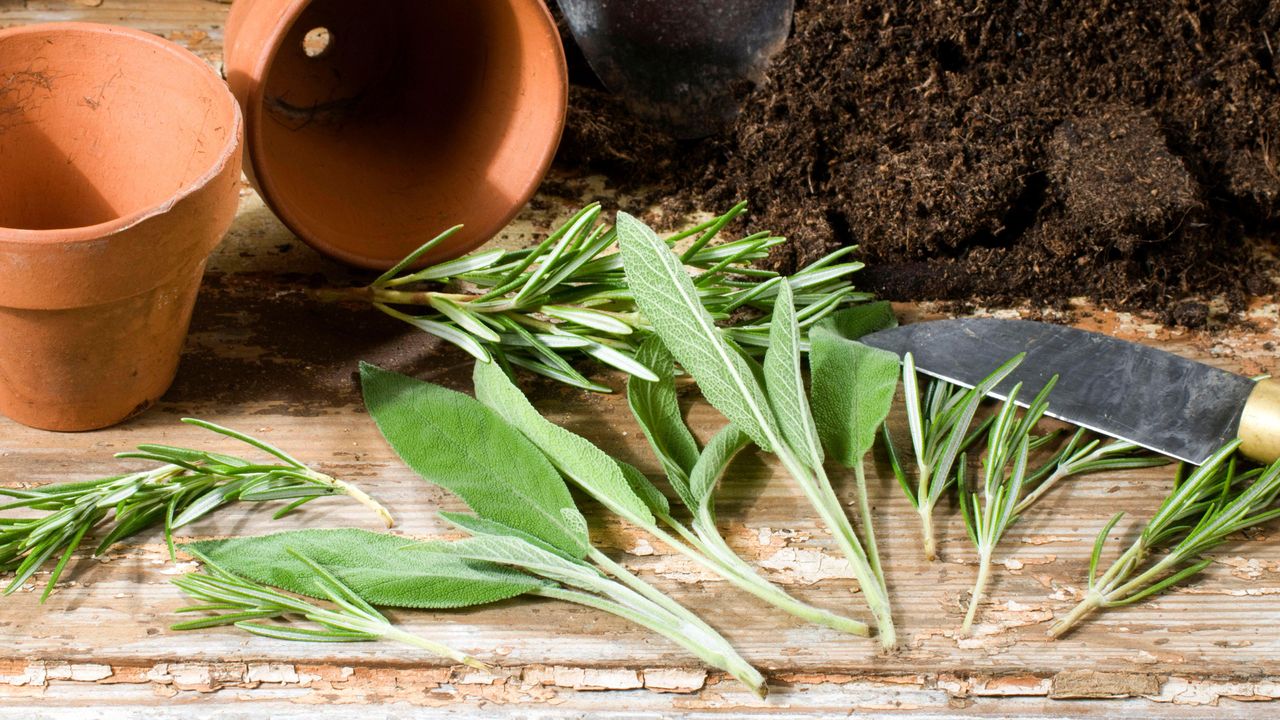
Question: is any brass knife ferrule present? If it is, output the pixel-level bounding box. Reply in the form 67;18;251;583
1239;377;1280;464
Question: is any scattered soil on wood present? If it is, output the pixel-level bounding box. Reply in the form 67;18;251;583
554;0;1280;324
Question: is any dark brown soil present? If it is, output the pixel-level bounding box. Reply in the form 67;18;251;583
554;0;1280;324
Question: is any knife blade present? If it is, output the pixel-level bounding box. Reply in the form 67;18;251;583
861;318;1279;465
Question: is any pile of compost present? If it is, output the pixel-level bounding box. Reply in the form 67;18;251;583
555;0;1280;323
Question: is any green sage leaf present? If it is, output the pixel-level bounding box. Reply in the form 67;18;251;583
618;461;671;518
438;511;582;561
819;301;898;340
626;337;701;508
408;535;609;593
361;363;590;558
472;361;656;527
810;322;901;467
182;529;545;609
689;426;751;517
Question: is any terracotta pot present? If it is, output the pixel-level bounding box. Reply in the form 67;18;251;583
0;23;243;432
224;0;568;270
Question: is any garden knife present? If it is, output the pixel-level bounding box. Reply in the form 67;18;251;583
861;318;1280;465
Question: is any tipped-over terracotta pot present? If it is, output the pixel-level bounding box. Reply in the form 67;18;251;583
0;23;243;432
224;0;568;270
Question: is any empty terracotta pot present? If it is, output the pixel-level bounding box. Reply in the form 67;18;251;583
0;23;243;431
224;0;568;270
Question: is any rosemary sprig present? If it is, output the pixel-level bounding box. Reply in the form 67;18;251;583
172;549;490;670
883;355;1170;632
1015;430;1169;516
0;419;391;600
1050;443;1280;637
957;377;1056;634
886;353;1022;561
317;203;869;392
959;420;1169;634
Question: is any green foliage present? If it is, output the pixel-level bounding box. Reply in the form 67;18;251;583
809;305;901;467
358;362;766;695
618;212;895;647
617;212;781;451
184;529;545;609
472;360;655;527
172;548;490;670
957;378;1055;633
887;354;1023;560
624;339;869;636
1050;445;1280;637
360;362;590;558
687;426;752;519
326;203;868;392
763;282;824;469
0;419;390;601
626;337;703;508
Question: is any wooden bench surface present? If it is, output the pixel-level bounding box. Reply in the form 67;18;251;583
2;2;1279;717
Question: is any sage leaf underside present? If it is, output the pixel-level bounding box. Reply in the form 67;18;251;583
763;282;824;470
627;337;702;509
688;425;752;518
616;212;780;452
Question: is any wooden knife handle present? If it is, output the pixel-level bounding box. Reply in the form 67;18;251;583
1240;377;1280;464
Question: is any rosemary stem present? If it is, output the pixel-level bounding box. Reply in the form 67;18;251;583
1049;537;1150;638
1101;551;1181;604
961;548;994;635
313;472;395;528
382;626;492;671
1047;590;1104;638
311;287;371;303
919;503;938;562
1015;467;1068;517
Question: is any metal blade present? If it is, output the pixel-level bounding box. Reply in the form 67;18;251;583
861;318;1256;464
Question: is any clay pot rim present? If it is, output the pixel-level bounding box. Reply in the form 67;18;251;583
235;0;569;270
0;22;244;247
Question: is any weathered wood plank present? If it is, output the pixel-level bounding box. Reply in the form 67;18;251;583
2;1;1279;715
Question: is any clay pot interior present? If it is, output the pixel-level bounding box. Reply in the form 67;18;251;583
0;24;242;431
0;31;239;233
236;0;566;269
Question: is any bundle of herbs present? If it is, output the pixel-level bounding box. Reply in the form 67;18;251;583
169;216;916;692
318;202;868;392
616;212;898;646
177;363;769;696
13;205;1274;692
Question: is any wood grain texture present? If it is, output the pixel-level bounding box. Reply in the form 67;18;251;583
3;1;1280;716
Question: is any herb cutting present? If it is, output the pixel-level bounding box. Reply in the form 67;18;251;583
4;207;1278;705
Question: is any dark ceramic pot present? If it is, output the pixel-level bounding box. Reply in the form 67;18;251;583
557;0;793;138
